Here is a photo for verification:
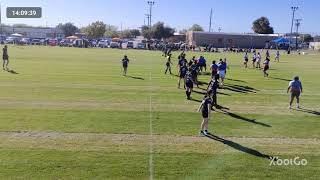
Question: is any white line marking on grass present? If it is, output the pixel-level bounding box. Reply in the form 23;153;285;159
149;65;154;180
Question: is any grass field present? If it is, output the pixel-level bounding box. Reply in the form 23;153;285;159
0;45;319;179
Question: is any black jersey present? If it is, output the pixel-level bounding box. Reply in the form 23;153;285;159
202;98;212;113
122;58;129;67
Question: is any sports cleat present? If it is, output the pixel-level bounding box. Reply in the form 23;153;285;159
199;131;205;136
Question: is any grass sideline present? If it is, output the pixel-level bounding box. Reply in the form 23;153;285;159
0;45;319;179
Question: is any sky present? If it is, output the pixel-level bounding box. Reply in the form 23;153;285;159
0;0;319;35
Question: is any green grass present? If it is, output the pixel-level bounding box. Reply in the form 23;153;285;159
0;45;319;179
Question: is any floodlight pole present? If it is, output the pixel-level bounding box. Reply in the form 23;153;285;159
147;1;155;29
209;8;213;32
295;19;302;50
290;6;298;48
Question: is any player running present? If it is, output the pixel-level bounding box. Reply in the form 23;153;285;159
185;71;194;100
244;52;249;68
178;62;188;89
287;76;303;109
122;55;130;76
263;57;270;77
256;52;262;68
252;52;256;68
2;45;9;71
207;74;220;108
210;60;218;78
198;91;213;136
275;50;280;62
165;54;172;74
218;59;227;87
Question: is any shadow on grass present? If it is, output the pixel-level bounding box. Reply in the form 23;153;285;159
5;69;19;74
198;81;208;86
199;72;211;76
269;76;291;82
293;108;320;116
223;83;258;94
218;108;271;127
225;78;246;83
127;75;144;80
206;133;273;160
190;98;202;103
193;90;206;95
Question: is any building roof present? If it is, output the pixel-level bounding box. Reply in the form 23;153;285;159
189;31;281;37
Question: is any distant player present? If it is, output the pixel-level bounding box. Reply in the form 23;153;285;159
256;52;262;68
210;60;218;78
122;55;129;76
266;50;270;58
198;56;207;72
198;91;213;136
218;59;227;87
263;57;270;77
252;52;256;68
2;45;9;71
287;76;303;109
165;54;172;74
178;63;187;88
185;71;194;100
275;50;280;62
244;52;248;68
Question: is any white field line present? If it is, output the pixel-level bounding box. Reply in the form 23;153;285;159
149;61;154;180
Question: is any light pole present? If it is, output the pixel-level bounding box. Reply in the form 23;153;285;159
218;27;222;32
147;1;155;29
295;19;302;49
209;8;213;32
145;14;150;27
290;6;298;48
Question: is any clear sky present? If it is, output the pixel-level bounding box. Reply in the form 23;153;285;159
1;0;319;35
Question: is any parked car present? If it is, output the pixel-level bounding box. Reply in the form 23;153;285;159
31;39;41;45
127;41;134;48
137;43;146;49
59;39;73;47
97;40;109;48
19;38;31;45
110;42;119;48
5;37;16;44
49;39;58;46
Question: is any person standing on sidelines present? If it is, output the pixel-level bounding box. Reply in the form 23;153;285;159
198;91;213;136
287;76;303;109
275;50;280;62
256;52;262;69
2;45;9;71
165;54;172;74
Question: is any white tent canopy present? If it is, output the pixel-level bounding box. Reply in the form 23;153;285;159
11;33;23;37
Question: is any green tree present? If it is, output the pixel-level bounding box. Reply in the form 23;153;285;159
188;24;204;32
104;25;119;38
252;17;274;34
121;29;132;38
130;29;141;37
302;34;313;42
151;22;175;39
56;22;79;37
83;21;106;39
141;25;152;39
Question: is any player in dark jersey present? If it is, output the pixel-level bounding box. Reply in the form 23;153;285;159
198;91;213;136
207;74;220;108
165;54;172;74
185;71;194;100
178;63;187;88
263;57;270;77
190;61;199;88
122;55;129;76
244;52;248;68
2;45;9;71
210;60;218;78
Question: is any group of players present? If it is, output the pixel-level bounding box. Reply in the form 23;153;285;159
244;49;281;77
120;49;302;136
165;52;228;136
